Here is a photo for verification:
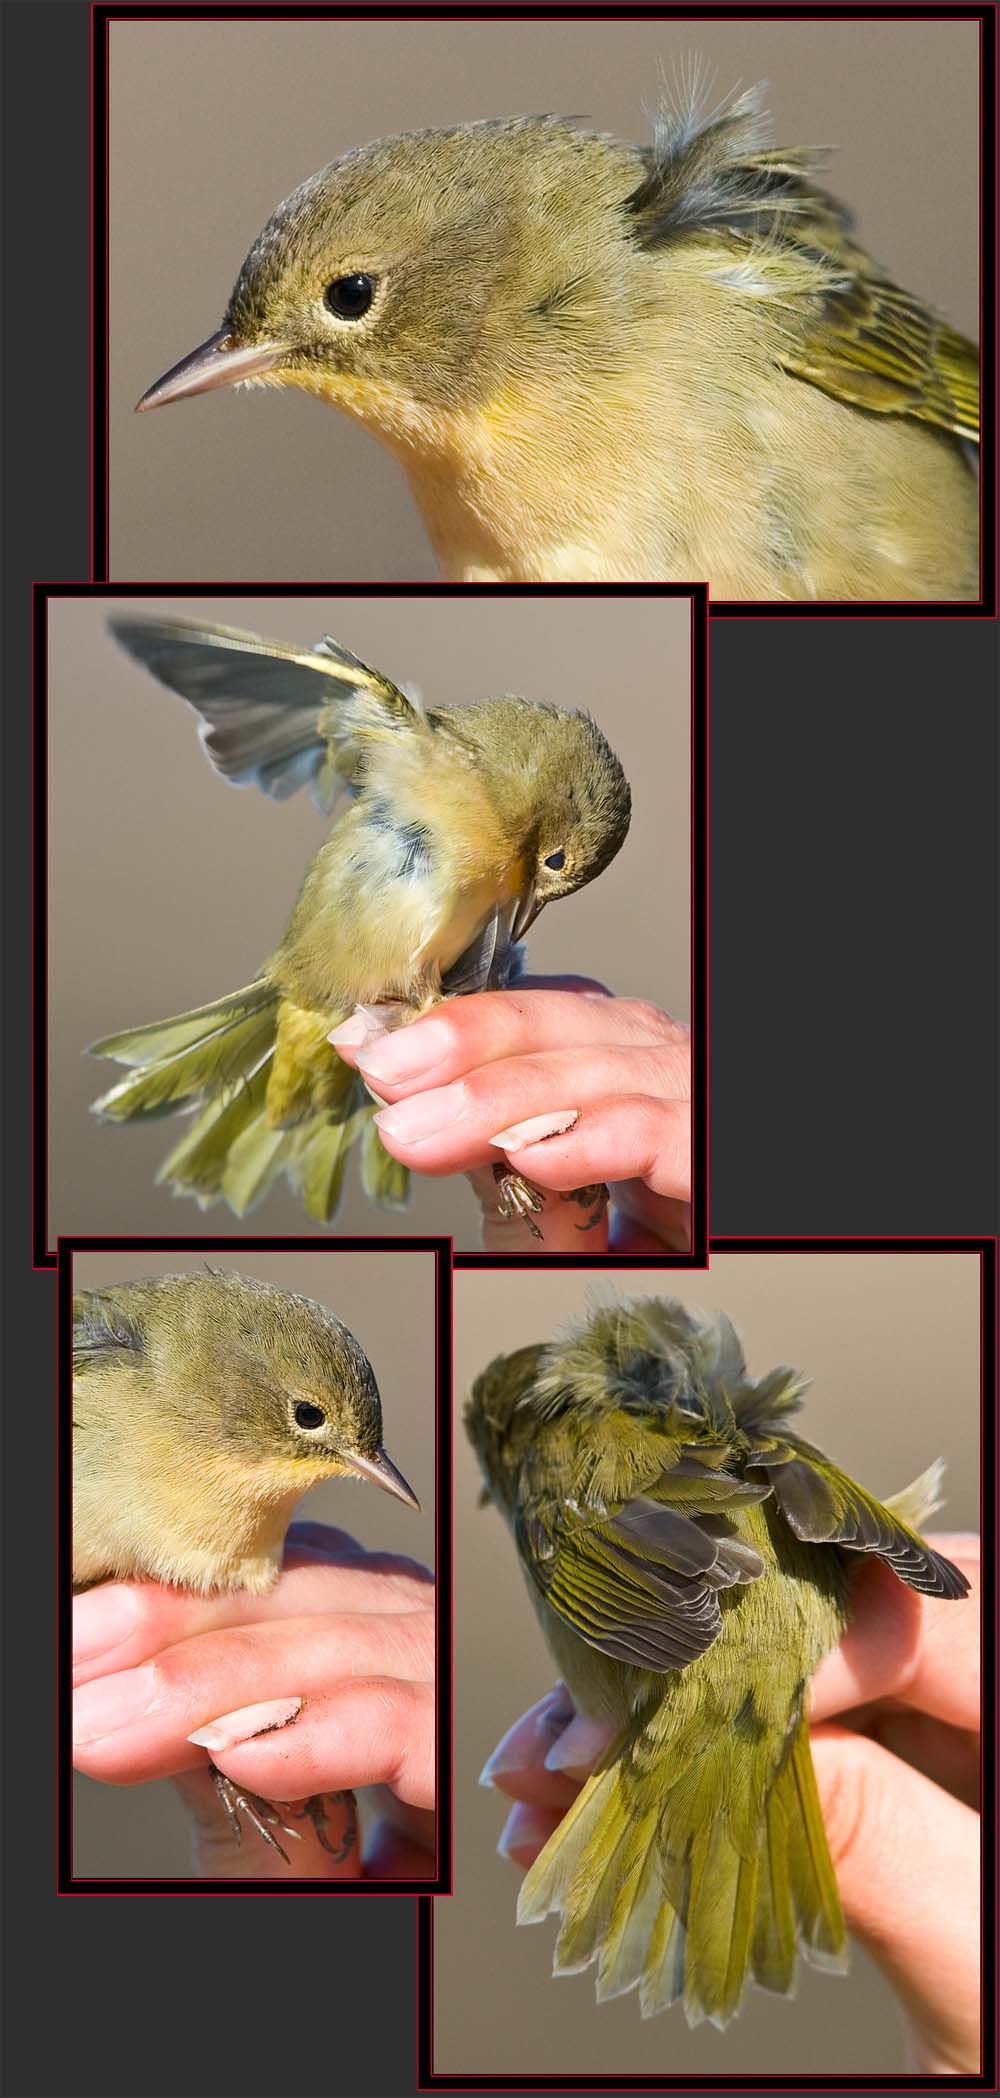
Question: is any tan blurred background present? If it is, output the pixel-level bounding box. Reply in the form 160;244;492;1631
73;1244;436;1877
47;592;690;1246
108;17;978;580
441;1252;981;2076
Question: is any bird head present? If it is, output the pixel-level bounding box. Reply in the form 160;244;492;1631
457;698;631;938
135;117;646;446
172;1274;420;1509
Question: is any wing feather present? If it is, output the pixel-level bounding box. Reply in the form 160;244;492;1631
108;616;426;808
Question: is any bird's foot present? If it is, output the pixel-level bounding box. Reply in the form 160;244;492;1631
282;1788;359;1862
561;1183;609;1232
210;1767;304;1864
492;1164;546;1240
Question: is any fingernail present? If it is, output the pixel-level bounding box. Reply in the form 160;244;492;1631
357;1016;452;1085
497;1802;557;1864
73;1663;158;1745
479;1739;527;1788
374;1083;466;1145
328;1013;371;1048
479;1688;575;1787
72;1584;140;1664
543;1713;616;1774
187;1696;303;1751
489;1110;579;1149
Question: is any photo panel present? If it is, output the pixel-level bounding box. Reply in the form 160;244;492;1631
421;1238;992;2083
61;1232;450;1892
94;7;991;609
38;583;705;1263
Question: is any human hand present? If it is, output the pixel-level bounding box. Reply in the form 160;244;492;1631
73;1522;436;1881
332;978;691;1252
478;1537;980;2071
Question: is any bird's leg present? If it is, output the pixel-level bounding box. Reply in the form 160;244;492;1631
561;1183;610;1232
210;1767;304;1864
492;1166;609;1239
492;1163;546;1240
281;1788;359;1862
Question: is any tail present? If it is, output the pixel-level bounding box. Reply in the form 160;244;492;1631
89;981;409;1223
517;1712;845;2028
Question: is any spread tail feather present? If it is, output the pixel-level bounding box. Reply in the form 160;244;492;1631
518;1714;845;2027
89;980;410;1222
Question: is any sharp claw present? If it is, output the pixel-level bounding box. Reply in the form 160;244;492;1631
210;1767;297;1863
492;1163;546;1238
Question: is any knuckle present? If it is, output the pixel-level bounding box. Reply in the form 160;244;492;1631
624;999;684;1046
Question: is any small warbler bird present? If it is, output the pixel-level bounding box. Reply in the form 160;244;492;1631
466;1295;969;2027
90;616;630;1226
73;1269;419;1860
136;80;979;599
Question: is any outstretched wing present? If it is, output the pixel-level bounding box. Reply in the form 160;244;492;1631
521;1468;768;1673
748;1434;969;1598
108;616;426;809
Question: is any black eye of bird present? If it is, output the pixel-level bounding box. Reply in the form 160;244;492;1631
544;849;566;871
294;1402;326;1430
324;273;375;320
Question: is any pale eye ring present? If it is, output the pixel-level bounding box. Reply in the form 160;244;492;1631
324;272;375;320
544;849;566;871
294;1401;326;1430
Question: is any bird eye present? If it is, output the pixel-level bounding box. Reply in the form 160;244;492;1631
324;273;375;320
294;1402;326;1430
544;849;566;871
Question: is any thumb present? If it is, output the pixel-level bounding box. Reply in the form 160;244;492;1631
810;1725;980;2073
173;1768;363;1881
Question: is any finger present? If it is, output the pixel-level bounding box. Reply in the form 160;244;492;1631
369;1049;689;1177
467;1167;610;1254
496;1799;563;1870
479;1688;592;1806
498;1095;691;1205
858;1707;980;1810
810;1542;980;1731
362;1792;438;1877
608;1182;693;1251
207;1678;436;1810
73;1608;431;1782
73;1544;433;1687
811;1726;980;2074
364;1822;439;1879
480;1693;615;1803
365;1785;438;1850
172;1767;363;1882
333;992;688;1102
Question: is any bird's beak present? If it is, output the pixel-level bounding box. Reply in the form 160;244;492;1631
135;329;288;412
349;1445;421;1511
510;888;543;942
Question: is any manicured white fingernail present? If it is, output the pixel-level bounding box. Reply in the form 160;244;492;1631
187;1696;303;1751
328;1011;371;1048
489;1110;579;1149
543;1714;616;1774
